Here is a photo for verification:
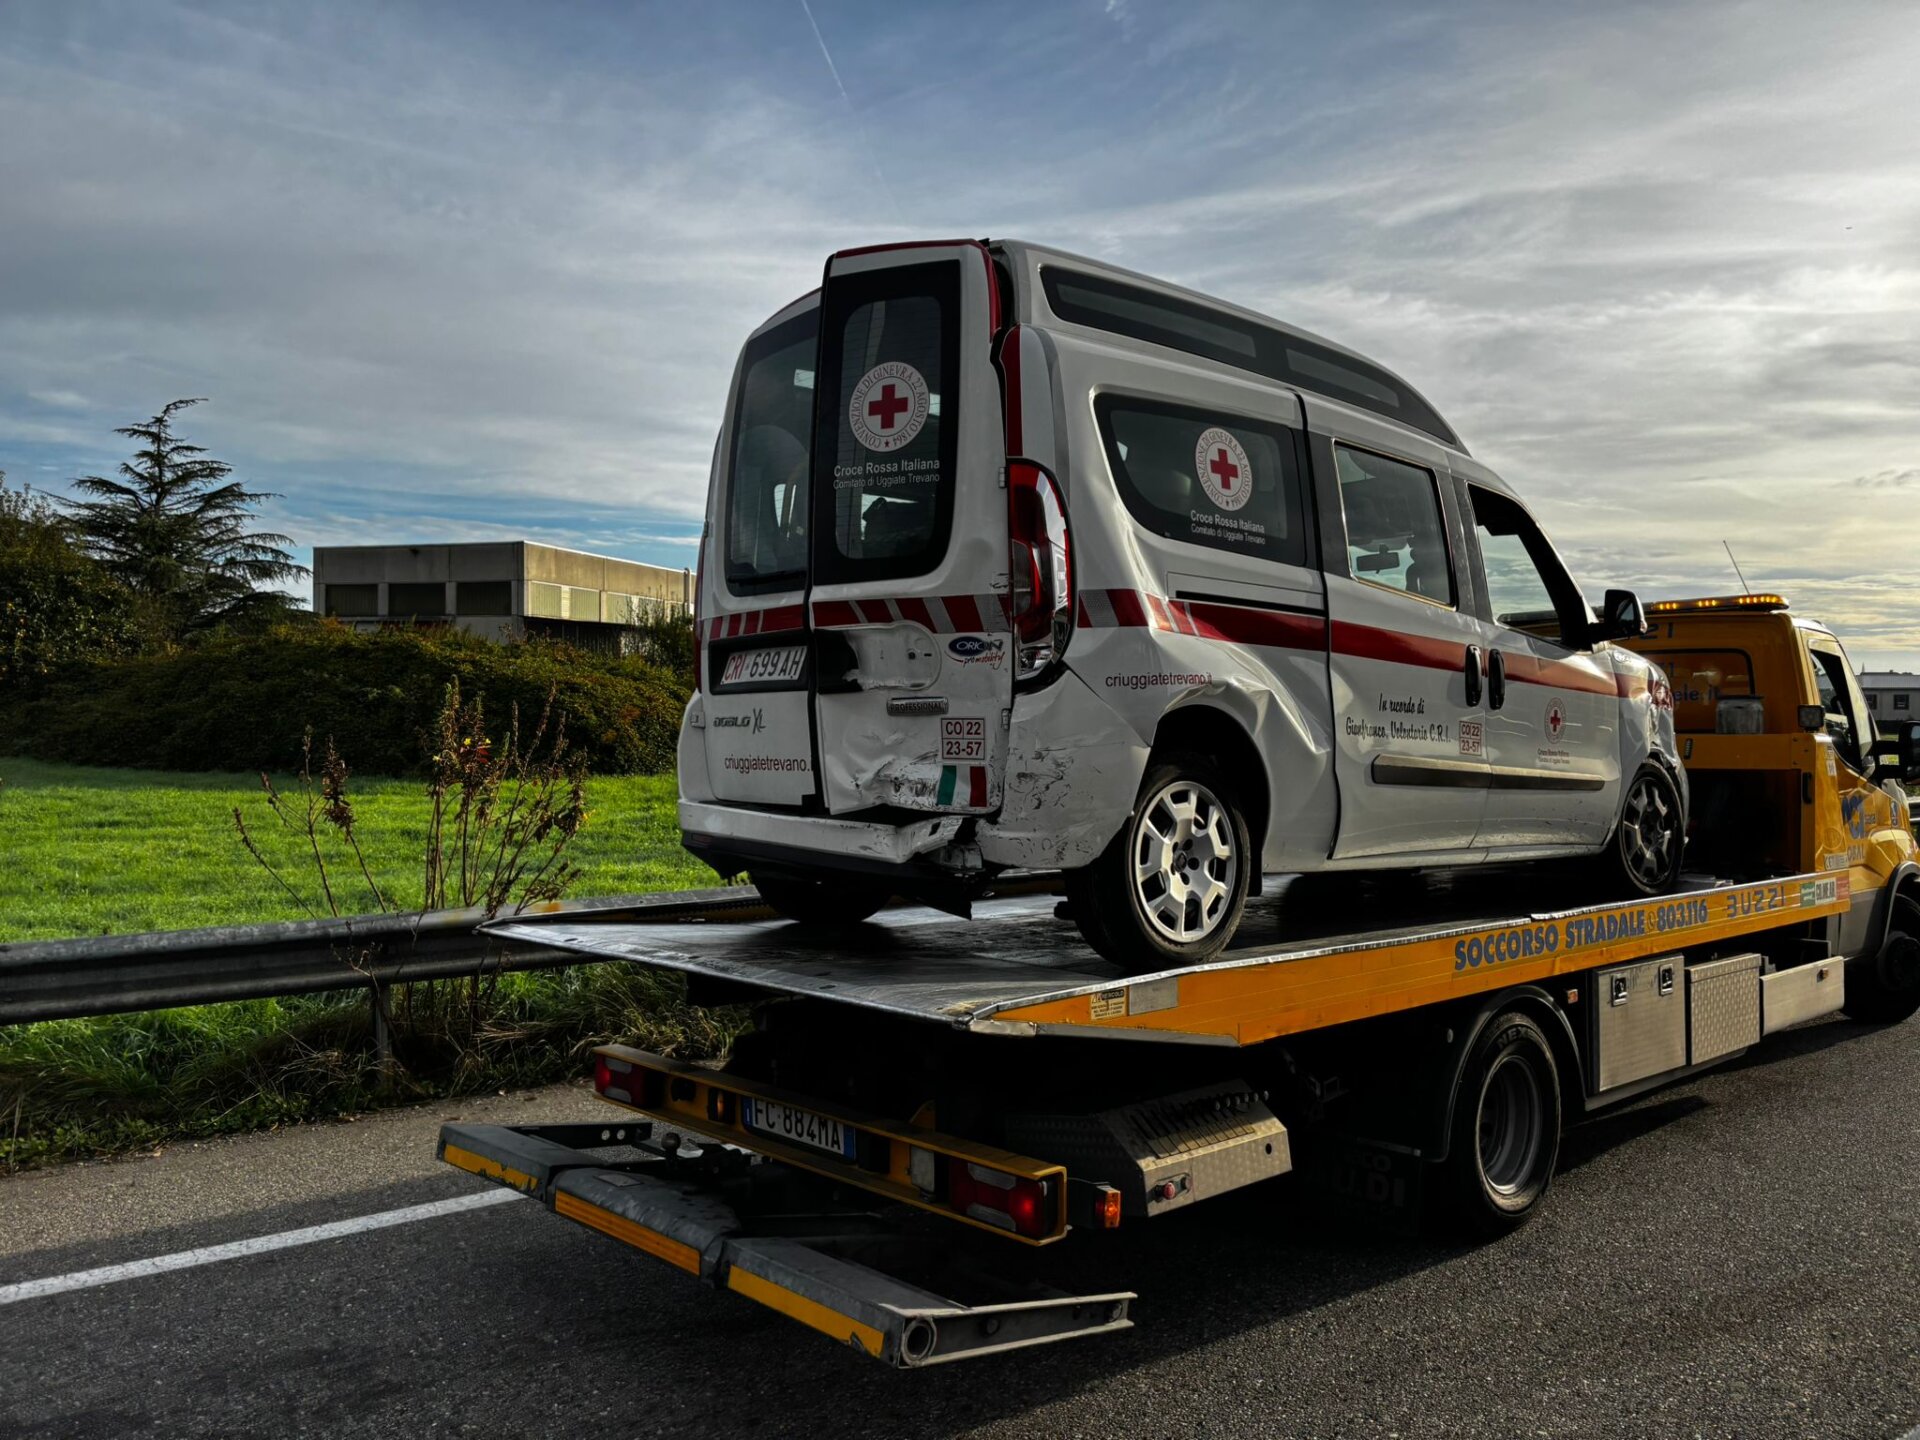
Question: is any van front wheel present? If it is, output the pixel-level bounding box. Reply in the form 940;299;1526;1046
1068;752;1252;974
752;872;890;928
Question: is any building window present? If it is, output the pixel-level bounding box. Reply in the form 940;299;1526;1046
324;584;378;617
1869;693;1879;709
387;582;447;617
456;581;512;617
1897;694;1911;711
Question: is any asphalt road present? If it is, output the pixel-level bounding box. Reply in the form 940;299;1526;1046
4;1017;1920;1440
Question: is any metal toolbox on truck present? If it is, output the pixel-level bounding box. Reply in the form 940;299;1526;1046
1762;960;1845;1034
1687;953;1762;1065
1594;955;1686;1091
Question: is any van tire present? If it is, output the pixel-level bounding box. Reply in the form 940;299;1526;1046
753;872;890;928
1440;1010;1561;1238
1603;762;1684;896
1844;895;1920;1024
1068;751;1252;974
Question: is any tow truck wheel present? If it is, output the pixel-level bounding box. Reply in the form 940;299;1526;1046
1844;895;1920;1024
752;872;890;927
1068;751;1252;974
1605;763;1685;896
1442;1010;1562;1238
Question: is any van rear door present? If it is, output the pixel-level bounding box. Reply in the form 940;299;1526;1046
807;243;1011;816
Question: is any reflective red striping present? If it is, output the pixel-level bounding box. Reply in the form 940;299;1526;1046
1182;601;1327;651
812;600;860;628
1000;326;1023;456
1143;594;1175;632
896;596;935;631
746;610;762;635
727;613;743;638
1499;650;1618;698
968;764;987;807
760;604;806;634
1107;589;1149;628
1076;597;1094;629
1330;620;1465;674
854;599;893;625
945;593;984;632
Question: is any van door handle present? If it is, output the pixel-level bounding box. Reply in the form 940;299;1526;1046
1464;645;1483;706
1488;649;1507;711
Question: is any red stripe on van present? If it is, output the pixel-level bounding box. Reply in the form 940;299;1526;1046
1143;594;1175;632
854;599;893;625
812;600;860;628
1330;621;1466;674
1107;589;1149;627
968;764;987;807
896;597;935;631
944;594;984;632
1500;650;1619;698
760;604;806;634
1076;597;1094;629
1182;601;1328;651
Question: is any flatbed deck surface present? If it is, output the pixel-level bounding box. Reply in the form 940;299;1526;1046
488;868;1848;1046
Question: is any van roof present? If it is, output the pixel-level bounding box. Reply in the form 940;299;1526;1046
995;239;1465;455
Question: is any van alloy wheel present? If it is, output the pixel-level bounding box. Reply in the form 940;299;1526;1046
1618;768;1681;891
1132;779;1239;945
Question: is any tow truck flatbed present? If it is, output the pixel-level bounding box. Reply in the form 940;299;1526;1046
489;868;1848;1047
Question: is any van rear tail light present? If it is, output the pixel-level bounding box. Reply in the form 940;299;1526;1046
948;1159;1054;1238
1008;461;1072;681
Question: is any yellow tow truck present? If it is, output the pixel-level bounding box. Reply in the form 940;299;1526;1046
439;594;1919;1366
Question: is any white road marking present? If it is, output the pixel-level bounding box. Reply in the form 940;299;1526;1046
0;1188;522;1305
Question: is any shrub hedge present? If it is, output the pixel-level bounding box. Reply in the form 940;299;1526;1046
0;622;689;776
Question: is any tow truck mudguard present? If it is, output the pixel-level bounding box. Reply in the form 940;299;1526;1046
437;1121;1134;1367
1864;860;1920;952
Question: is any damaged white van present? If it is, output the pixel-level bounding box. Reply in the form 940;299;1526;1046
678;240;1686;971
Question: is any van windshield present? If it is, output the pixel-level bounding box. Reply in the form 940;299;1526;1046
725;309;818;595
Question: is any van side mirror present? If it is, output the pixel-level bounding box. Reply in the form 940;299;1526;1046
1594;588;1650;642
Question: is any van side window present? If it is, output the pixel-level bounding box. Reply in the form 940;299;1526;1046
1466;485;1585;648
1093;398;1307;567
726;310;818;594
1333;445;1453;605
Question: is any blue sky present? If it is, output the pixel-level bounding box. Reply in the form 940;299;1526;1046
3;1;1918;663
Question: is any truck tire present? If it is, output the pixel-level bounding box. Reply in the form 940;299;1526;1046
1844;894;1920;1024
752;872;890;928
1067;751;1252;974
1603;762;1685;896
1441;1010;1562;1238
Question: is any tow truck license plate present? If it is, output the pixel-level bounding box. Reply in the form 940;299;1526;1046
740;1096;858;1160
718;645;805;689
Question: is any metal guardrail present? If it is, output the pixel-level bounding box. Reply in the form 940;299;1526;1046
0;888;770;1025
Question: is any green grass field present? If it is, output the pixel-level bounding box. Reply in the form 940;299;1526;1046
0;757;715;943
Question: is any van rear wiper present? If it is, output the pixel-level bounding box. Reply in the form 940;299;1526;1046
729;567;806;588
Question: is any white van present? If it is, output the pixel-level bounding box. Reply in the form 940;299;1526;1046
678;240;1686;971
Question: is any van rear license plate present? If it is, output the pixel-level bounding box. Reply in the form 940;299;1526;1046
718;645;805;689
740;1096;858;1160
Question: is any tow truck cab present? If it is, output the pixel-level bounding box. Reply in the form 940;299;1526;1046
1622;593;1917;962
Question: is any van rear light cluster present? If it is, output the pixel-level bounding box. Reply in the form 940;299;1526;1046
1008;460;1072;681
948;1159;1055;1239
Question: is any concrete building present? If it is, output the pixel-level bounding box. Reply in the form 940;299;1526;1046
312;542;692;651
1859;672;1920;730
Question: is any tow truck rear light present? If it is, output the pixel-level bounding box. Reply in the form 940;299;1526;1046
1008;460;1072;681
1647;594;1787;613
948;1160;1054;1238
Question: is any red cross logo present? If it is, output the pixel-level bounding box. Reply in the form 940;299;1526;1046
867;383;911;431
1208;447;1239;491
1546;701;1565;739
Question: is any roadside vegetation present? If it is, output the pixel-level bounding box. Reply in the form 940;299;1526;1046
0;405;723;1171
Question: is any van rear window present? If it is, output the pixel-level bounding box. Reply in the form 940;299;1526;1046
725;309;818;595
1094;397;1309;568
812;261;959;585
1043;267;1459;448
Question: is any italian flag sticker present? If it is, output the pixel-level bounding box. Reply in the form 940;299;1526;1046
937;765;989;807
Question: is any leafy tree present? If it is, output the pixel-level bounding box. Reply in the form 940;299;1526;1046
0;471;139;687
64;399;307;640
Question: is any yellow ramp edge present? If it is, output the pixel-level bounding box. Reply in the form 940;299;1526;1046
728;1266;886;1359
554;1192;702;1275
441;1143;538;1195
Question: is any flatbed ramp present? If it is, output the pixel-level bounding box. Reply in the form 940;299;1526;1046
489;869;1848;1047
